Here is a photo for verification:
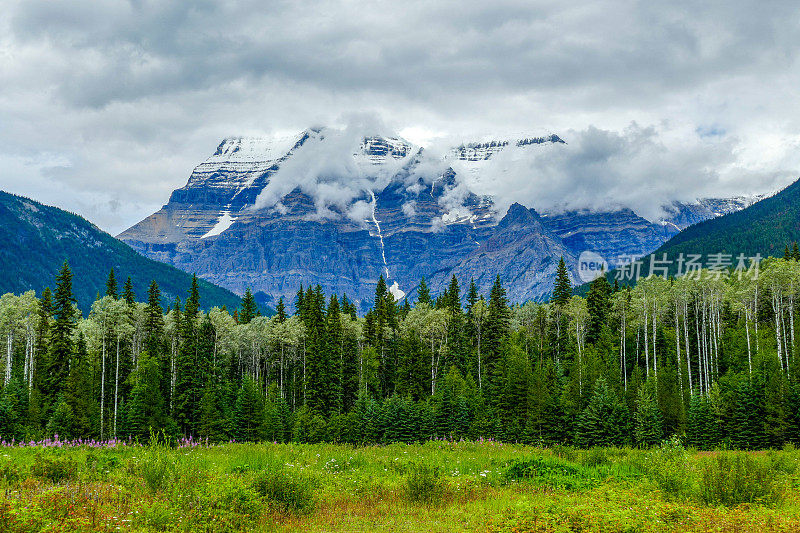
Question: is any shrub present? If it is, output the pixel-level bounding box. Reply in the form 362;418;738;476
141;452;173;494
641;438;694;500
699;453;786;507
30;453;77;483
0;458;21;485
404;463;447;505
505;456;596;491
253;469;315;515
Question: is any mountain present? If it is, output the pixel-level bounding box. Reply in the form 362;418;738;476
0;190;243;313
119;127;754;309
541;197;759;269
617;178;800;278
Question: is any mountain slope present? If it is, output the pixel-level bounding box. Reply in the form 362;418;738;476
0;190;243;313
601;178;800;286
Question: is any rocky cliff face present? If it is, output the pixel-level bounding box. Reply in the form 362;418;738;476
119;127;755;310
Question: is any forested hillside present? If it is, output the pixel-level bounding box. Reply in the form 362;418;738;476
0;190;243;313
2;253;800;450
607;178;800;286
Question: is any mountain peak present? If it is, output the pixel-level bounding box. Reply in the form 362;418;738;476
499;202;540;227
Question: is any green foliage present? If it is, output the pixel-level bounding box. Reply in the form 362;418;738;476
45;398;75;440
30;453;78;483
404;463;447;505
252;468;315;515
552;256;572;306
575;379;629;447
641;437;694;500
634;385;664;447
504;455;597;490
699;452;787;507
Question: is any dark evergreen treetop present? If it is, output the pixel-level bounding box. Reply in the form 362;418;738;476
105;268;118;299
239;288;258;325
417;277;431;306
552;256;572;306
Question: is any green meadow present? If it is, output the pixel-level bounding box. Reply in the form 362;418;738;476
1;439;799;532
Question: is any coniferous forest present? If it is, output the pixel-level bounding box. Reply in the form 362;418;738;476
3;249;800;450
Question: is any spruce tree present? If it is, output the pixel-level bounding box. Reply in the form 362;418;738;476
46;398;75;440
586;274;612;345
793;242;800;261
29;287;53;430
417;277;431;306
239;288;258;324
127;351;168;441
575;378;629;447
105;268;118;299
326;294;343;414
64;332;94;438
122;276;135;306
483;276;510;400
174;279;201;436
730;381;764;450
552;257;572;306
276;297;287;322
144;280;164;357
46;262;76;411
634;385;664;447
233;377;265;441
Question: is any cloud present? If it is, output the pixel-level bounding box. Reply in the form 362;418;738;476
252;114;417;218
0;1;798;233
449;123;796;221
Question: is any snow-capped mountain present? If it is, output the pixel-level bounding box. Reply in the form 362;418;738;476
118;127;757;309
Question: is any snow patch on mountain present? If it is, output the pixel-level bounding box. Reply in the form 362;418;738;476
201;211;236;239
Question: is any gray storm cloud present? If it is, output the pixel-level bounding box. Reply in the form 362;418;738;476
0;0;798;232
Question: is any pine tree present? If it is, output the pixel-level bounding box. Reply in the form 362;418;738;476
417;277;432;306
239;288;258;324
575;378;629;447
793;242;800;261
552;257;572;306
46;262;76;412
105;268;118;299
233;377;265;441
634;385;663;447
122;276;135;306
483;276;510;401
586;274;612;345
276;297;287;323
785;245;792;260
127;351;168;441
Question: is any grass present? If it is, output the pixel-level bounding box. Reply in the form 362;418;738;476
0;441;798;531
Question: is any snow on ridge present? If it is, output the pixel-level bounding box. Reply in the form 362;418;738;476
207;134;304;164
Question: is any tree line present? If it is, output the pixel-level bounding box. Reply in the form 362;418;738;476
2;250;800;449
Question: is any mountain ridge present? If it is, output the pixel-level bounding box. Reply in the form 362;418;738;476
0;189;245;313
119;127;759;308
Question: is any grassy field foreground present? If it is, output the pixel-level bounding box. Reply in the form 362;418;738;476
1;439;799;532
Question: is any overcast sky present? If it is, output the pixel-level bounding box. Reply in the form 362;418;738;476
1;0;799;234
